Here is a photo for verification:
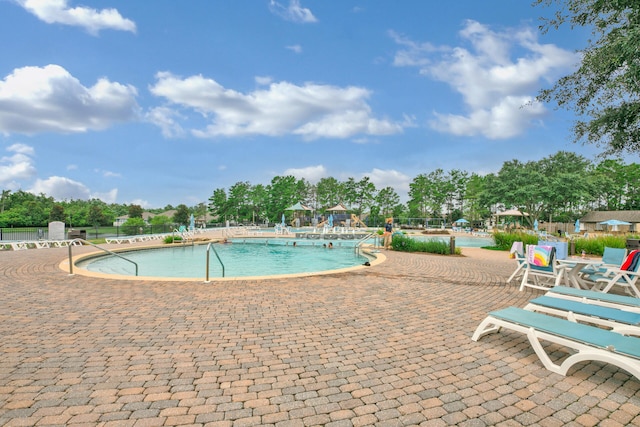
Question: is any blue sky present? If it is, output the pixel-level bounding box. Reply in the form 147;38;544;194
0;0;631;208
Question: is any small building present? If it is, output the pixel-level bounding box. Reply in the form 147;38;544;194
579;210;640;233
112;212;156;227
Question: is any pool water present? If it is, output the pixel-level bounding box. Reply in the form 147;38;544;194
78;242;370;279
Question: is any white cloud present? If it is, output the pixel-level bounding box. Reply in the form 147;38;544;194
145;106;185;138
286;44;303;54
391;20;579;139
29;176;91;200
94;169;121;178
93;188;118;203
255;76;273;86
363;168;411;196
0;64;139;134
17;0;136;35
269;0;317;23
284;165;327;183
149;72;404;140
129;198;151;209
0;143;37;188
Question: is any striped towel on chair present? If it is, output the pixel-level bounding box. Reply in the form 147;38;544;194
621;250;640;271
527;245;554;267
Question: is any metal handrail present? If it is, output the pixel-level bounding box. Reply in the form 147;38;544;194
354;233;374;255
68;238;138;276
205;242;225;282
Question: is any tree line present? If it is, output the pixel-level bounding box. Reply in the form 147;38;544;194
0;151;638;229
209;151;638;227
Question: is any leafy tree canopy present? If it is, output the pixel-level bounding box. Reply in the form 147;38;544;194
536;0;640;155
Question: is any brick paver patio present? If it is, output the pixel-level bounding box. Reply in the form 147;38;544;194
1;240;639;426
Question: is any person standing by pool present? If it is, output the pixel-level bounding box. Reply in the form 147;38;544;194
383;217;393;249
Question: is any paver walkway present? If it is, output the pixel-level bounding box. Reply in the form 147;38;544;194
1;242;639;426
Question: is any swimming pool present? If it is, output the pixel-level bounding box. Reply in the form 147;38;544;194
233;235;493;248
77;241;372;279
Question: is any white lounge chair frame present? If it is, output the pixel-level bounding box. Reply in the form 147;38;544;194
519;246;565;291
472;307;640;379
546;286;640;313
597;268;640;298
524;295;640;336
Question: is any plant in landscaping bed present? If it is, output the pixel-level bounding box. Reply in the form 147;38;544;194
573;235;626;256
493;231;635;257
164;235;183;244
492;231;538;251
391;234;460;255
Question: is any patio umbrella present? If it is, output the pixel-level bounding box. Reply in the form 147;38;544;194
533;219;538;231
328;214;333;227
599;219;631;226
281;213;285;226
189;214;195;230
454;218;469;224
574;219;580;233
599;219;631;232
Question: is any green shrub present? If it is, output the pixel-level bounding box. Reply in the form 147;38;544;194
493;231;635;257
573;235;626;256
164;235;183;244
492;231;538;251
391;234;457;255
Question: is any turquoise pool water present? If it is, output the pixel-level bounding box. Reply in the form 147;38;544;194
78;242;370;278
235;235;493;248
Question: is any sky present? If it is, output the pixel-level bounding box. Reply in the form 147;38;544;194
0;0;634;209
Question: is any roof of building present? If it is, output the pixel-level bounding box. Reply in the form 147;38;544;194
580;210;640;223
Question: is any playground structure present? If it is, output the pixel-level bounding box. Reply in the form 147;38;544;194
350;214;367;228
316;213;368;228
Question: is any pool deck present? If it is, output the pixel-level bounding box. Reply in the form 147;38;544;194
1;235;639;426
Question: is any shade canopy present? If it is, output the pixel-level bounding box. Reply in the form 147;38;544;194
285;202;311;211
574;219;580;233
454;218;469;224
599;219;631;226
327;203;347;212
495;209;528;217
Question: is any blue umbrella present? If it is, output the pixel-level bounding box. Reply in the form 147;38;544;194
328;214;333;227
533;219;538;231
574;219;580;233
599;219;631;226
281;213;285;226
189;214;195;230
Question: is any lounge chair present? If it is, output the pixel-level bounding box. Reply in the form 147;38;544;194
506;242;526;283
519;245;565;291
524;295;640;336
580;247;627;279
590;250;640;298
10;241;29;250
472;306;640;379
546;286;640;313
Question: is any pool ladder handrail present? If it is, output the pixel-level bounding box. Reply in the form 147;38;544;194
67;238;138;276
172;228;195;245
354;233;375;255
205;242;225;282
